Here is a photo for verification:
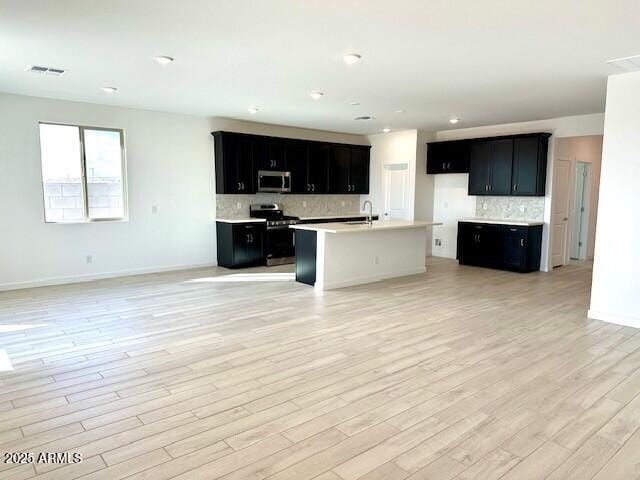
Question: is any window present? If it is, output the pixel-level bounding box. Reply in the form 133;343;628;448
39;123;127;222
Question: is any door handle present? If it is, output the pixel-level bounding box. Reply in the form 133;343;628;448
563;217;569;221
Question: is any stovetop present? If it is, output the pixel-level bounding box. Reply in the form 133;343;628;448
249;204;299;225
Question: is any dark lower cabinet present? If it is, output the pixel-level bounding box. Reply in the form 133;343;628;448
216;222;265;268
457;221;542;272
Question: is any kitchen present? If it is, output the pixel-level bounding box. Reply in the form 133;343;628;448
213;129;553;287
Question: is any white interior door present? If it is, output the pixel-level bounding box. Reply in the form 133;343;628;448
552;158;571;267
383;163;409;220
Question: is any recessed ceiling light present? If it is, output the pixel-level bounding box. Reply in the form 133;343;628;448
248;107;259;114
343;53;362;65
395;109;406;114
349;101;360;106
310;92;324;100
101;86;118;93
153;55;174;65
354;116;375;121
382;128;391;133
449;118;460;124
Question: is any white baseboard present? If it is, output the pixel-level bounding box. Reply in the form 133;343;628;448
319;267;427;291
0;262;218;292
588;309;640;329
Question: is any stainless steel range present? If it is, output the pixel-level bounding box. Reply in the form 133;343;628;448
249;204;299;266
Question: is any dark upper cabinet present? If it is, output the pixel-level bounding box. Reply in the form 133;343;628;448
468;141;492;195
489;139;514;195
287;141;330;194
286;140;308;193
468;133;549;196
469;138;513;195
213;131;370;195
328;145;352;193
328;145;370;194
457;221;543;273
216;221;265;268
212;132;255;194
426;140;470;174
511;135;550;196
350;146;370;194
307;143;330;193
254;136;286;171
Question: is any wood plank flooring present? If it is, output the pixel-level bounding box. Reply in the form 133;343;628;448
0;258;639;479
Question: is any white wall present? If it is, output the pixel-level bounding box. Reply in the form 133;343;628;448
415;131;436;254
431;174;476;258
589;72;640;328
0;93;216;290
430;113;605;268
364;130;419;220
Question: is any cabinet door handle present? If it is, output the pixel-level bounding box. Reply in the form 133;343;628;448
520;238;524;247
514;184;518;191
312;184;315;192
237;181;242;190
447;162;452;169
442;162;446;170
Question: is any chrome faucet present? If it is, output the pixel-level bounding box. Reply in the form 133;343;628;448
363;200;373;225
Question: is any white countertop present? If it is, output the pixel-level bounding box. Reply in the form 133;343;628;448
216;218;266;224
290;220;442;234
297;213;379;221
459;217;544;226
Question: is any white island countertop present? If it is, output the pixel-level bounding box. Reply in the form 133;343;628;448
291;220;441;234
459;218;544;227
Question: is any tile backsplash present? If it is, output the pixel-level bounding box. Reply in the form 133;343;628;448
474;196;545;221
216;194;362;219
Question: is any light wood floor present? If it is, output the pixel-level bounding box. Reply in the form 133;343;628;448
1;258;639;480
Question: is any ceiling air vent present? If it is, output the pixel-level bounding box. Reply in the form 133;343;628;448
606;55;640;73
27;65;67;76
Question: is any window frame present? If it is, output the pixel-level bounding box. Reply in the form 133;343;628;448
38;122;129;224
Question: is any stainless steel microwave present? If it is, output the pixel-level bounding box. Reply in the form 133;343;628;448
258;170;291;193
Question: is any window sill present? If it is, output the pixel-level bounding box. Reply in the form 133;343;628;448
45;218;130;224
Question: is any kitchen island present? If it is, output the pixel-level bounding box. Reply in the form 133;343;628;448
290;220;441;290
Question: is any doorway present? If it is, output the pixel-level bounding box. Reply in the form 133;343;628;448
551;158;571;267
570;162;591;260
383;163;409;220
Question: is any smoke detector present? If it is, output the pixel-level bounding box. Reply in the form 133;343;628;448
27;65;66;76
606;55;640;73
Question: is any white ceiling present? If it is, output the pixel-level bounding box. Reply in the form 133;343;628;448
1;0;638;134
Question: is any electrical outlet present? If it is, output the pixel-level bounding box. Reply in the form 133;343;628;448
520;205;526;213
236;201;242;209
151;205;158;214
483;203;488;210
435;239;442;246
86;255;93;264
302;201;307;208
341;201;346;207
443;202;449;209
374;255;379;265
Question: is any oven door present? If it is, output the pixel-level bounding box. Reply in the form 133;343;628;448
258;171;291;193
265;226;295;265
